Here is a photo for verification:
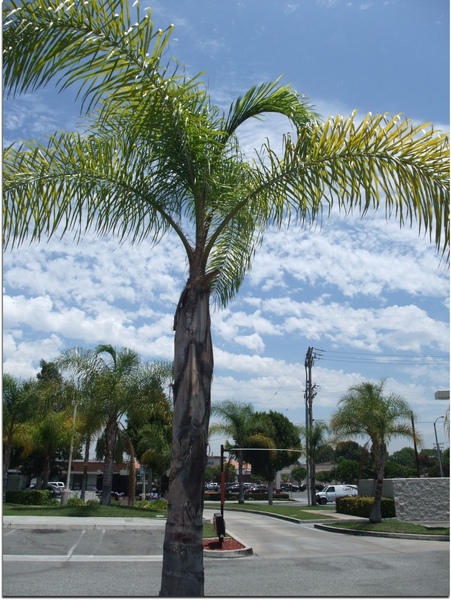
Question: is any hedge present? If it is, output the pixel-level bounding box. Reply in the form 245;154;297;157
336;495;396;518
5;490;53;505
204;492;290;502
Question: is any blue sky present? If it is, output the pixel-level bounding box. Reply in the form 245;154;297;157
3;0;450;457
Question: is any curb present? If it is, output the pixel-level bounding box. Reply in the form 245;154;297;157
203;540;253;558
314;522;450;541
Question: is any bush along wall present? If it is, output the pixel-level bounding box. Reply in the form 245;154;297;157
5;490;53;505
336;495;396;519
203;492;290;502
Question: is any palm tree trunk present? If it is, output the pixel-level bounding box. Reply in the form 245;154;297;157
80;434;91;502
310;456;316;505
41;455;50;488
160;279;213;597
124;434;136;507
369;442;386;523
148;466;153;498
238;450;245;504
3;425;14;501
101;418;117;506
267;480;274;505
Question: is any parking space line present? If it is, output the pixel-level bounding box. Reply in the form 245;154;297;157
3;555;163;562
66;529;86;558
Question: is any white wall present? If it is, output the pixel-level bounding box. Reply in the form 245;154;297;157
358;478;449;522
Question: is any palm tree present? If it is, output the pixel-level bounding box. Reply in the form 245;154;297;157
210;400;257;503
2;374;37;500
135;422;172;497
2;1;448;594
57;345;171;505
299;421;330;505
329;380;421;523
242;411;302;505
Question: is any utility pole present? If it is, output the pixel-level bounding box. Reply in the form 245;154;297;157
304;347;320;506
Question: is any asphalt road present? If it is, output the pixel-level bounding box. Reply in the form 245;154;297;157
3;509;449;597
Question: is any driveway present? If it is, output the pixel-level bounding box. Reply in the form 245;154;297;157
3;510;449;597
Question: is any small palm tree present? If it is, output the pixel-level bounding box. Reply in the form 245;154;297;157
137;422;172;495
300;421;330;505
210;400;259;503
330;380;421;523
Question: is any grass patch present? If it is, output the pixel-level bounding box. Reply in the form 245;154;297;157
3;503;166;519
324;520;449;536
203;522;230;539
208;502;335;520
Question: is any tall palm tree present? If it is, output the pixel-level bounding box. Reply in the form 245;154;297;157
329;380;421;523
210;400;257;503
3;1;448;594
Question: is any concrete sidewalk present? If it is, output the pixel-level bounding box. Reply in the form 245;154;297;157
2;516;166;530
3;511;448;531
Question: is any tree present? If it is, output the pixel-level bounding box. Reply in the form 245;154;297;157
291;465;307;485
330;380;420;523
3;1;448;594
24;411;75;488
316;444;335;463
57;345;171;505
335;440;365;463
299;420;329;505
210;400;257;504
2;374;37;499
243;411;302;505
126;378;172;499
334;458;359;483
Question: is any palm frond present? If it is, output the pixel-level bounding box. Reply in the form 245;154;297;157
250;112;449;260
224;78;318;138
3;0;174;112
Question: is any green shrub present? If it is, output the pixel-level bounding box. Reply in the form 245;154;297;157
135;499;168;511
86;499;100;506
336;495;396;518
5;490;52;505
66;495;85;506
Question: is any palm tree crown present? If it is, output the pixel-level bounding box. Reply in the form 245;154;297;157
330;380;419;522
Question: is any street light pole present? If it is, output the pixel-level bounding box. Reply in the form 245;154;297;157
433;416;444;478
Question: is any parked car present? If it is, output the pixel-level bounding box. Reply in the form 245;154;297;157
48;481;65;489
280;483;300;492
205;482;219;491
227;483;241;493
299;483;324;492
244;485;267;494
29;483;62;497
315;484;358;505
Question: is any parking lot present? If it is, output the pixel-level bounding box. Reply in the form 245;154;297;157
3;508;449;597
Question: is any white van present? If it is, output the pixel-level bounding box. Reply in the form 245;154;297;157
48;482;65;489
316;484;358;505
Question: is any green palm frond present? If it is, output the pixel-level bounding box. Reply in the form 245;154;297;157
250;112;449;259
224;78;318;138
3;131;176;249
3;0;449;315
3;0;174;111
